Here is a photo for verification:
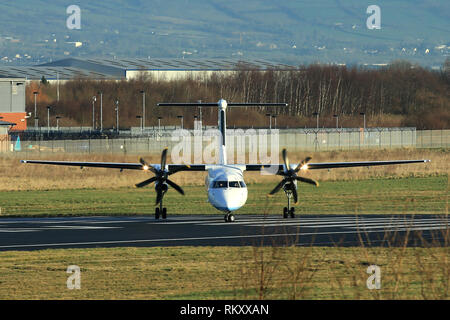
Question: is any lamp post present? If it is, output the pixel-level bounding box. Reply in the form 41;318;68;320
360;112;366;131
33;91;38;129
333;114;339;129
115;98;119;133
92;96;96;130
197;100;202;122
272;114;277;129
56;116;62;131
47;106;51;134
140;90;145;130
56;71;60;102
312;112;319;129
177;115;184;129
136;115;143;133
158;116;162;136
197;100;203;134
265;113;272;129
98;91;103;132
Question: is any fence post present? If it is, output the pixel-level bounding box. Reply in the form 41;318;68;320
338;131;341;150
379;129;381;149
430;130;433;148
390;130;392;149
401;129;403;148
359;129;361;150
348;131;350;150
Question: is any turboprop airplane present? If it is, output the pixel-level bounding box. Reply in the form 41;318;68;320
21;99;430;222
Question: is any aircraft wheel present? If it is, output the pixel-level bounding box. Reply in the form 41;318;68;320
289;207;295;218
162;207;167;219
224;213;235;222
283;207;288;219
155;207;160;220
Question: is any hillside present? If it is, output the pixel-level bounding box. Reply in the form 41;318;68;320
0;0;448;66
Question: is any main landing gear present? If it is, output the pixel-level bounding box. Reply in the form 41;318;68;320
224;212;235;222
283;189;296;219
155;207;167;219
155;199;167;220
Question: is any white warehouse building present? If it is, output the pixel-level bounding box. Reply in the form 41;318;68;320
0;58;295;81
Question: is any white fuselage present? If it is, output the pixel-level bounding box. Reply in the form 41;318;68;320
206;166;248;212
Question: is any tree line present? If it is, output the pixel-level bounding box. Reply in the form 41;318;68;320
26;60;449;130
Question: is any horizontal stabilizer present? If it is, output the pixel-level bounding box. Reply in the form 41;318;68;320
158;102;287;107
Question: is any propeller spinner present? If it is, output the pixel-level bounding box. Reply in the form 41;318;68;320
268;148;319;204
136;148;187;205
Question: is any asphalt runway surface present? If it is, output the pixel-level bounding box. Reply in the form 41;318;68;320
0;214;448;251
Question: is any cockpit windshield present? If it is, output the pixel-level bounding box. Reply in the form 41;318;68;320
212;181;228;188
212;181;245;188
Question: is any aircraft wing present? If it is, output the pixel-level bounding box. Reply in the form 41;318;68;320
244;159;430;173
21;159;429;173
20;160;206;172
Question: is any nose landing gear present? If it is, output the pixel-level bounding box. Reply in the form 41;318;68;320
224;212;235;222
283;188;296;219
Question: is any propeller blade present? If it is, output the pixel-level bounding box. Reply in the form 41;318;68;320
160;148;168;170
282;148;290;170
135;176;157;188
166;179;185;195
268;179;287;195
139;157;156;173
292;186;298;204
295;176;319;187
295;156;312;172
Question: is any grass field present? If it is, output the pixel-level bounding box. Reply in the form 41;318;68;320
1;149;448;191
0;149;448;217
0;149;448;300
0;246;448;299
0;175;447;216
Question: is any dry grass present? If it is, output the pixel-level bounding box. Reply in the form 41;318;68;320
0;243;448;299
0;148;447;191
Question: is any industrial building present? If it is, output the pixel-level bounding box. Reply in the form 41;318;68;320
0;58;294;134
0;78;27;131
0;120;15;152
0;57;295;81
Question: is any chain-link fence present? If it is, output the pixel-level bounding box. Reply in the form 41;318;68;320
6;128;450;155
416;130;450;148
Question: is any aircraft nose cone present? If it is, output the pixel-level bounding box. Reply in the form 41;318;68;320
209;188;247;212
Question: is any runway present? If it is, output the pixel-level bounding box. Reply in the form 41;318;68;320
0;214;448;250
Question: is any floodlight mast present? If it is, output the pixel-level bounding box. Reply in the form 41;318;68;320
33;91;38;129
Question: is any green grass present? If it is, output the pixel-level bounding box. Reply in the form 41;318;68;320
0;246;448;299
0;175;447;217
